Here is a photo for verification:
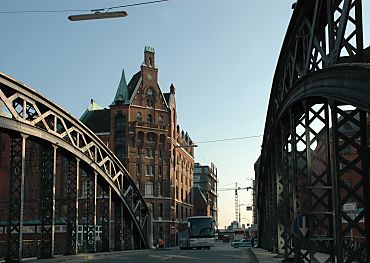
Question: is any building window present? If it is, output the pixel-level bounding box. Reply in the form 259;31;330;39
145;181;154;195
159;115;164;125
136;180;140;191
176;205;179;220
115;146;126;161
146;165;154;176
175;186;178;199
147;114;153;123
342;145;351;154
115;131;125;144
136;163;140;175
159;165;163;177
159;203;163;219
115;113;126;129
145;148;150;158
159;149;162;159
136;112;142;121
158;182;162;196
146;88;155;108
137;147;140;157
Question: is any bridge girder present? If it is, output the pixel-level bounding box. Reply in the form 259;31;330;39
0;72;150;262
258;0;369;262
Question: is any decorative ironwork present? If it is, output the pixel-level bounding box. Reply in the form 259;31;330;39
5;135;26;262
114;201;123;251
101;183;111;252
331;105;368;262
124;217;133;250
65;157;79;255
85;172;96;253
38;144;56;259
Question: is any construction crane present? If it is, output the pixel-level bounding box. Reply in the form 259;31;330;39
218;182;253;226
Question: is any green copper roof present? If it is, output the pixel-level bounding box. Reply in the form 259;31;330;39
80;99;104;122
145;46;155;53
111;69;129;105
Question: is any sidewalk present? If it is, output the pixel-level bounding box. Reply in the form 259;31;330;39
251;248;333;263
17;249;148;263
251;248;283;263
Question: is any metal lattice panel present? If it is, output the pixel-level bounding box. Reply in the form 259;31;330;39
65;157;79;255
114;201;123;251
39;144;55;258
101;183;111;252
331;105;368;262
85;172;96;253
5;136;25;262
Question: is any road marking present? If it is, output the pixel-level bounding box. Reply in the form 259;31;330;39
149;254;200;260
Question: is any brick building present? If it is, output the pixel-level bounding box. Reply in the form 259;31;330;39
80;46;195;246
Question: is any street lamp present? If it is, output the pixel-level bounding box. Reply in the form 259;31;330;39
68;10;128;21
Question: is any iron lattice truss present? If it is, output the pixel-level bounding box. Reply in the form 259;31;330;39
258;0;369;262
0;71;149;261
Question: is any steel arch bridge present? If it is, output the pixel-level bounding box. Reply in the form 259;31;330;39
0;72;150;262
257;0;369;262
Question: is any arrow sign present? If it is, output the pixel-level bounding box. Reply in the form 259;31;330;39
299;215;309;237
292;215;309;238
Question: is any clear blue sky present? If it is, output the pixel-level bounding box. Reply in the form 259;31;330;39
1;0;369;229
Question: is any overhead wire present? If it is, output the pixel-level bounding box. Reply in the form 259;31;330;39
0;0;170;14
195;135;262;144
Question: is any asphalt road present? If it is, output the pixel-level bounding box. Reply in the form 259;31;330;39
71;241;258;263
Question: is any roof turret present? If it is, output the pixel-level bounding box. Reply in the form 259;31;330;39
111;69;128;106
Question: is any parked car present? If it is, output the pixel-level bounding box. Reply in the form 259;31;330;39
231;238;252;248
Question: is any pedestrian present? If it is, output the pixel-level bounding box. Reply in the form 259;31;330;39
251;236;255;248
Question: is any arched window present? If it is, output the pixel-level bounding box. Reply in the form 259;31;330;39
147;114;153;123
146;88;155;108
136;112;142;121
145;181;154;195
147;88;154;96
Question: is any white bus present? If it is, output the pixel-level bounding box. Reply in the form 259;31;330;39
178;216;216;250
